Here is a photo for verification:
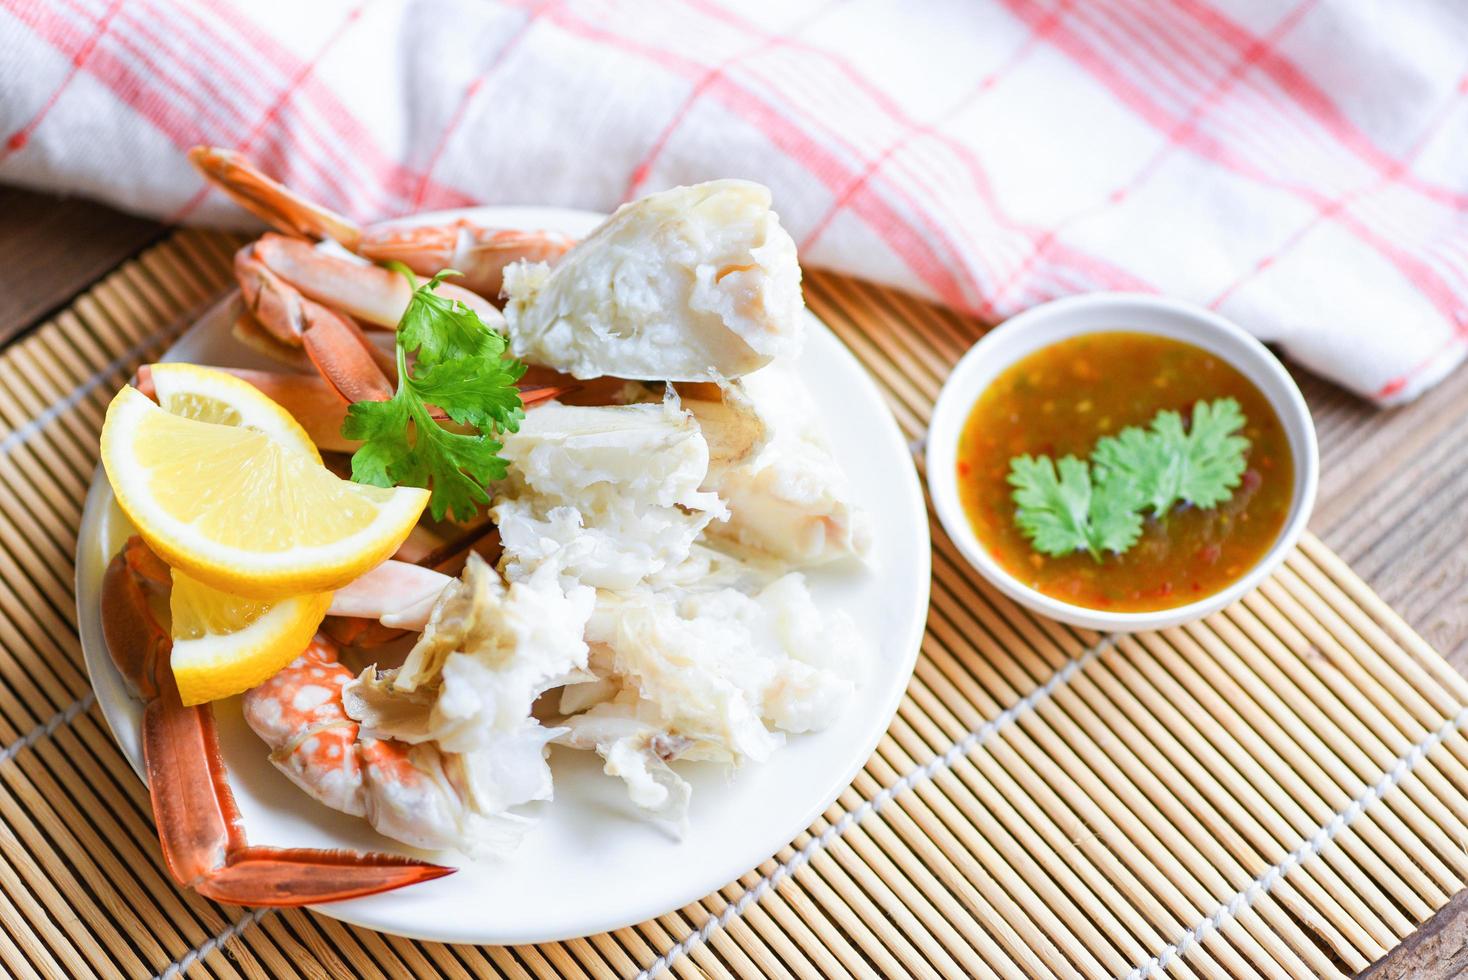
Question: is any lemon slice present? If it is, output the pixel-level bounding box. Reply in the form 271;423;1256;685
102;385;428;599
146;362;319;460
169;570;332;705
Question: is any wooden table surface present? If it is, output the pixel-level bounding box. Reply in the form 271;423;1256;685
3;183;1465;977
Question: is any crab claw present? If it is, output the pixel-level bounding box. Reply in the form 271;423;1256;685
101;538;454;907
234;244;396;404
188;145;575;305
300;309;397;405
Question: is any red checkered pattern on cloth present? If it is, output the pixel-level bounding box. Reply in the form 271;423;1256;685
2;0;1467;404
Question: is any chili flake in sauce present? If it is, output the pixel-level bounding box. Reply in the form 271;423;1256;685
956;332;1293;613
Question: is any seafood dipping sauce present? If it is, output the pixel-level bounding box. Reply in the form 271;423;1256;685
956;332;1294;613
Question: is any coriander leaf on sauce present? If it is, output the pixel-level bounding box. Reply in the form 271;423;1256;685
1090;465;1147;554
1008;455;1092;558
1176;397;1250;508
1007;455;1143;561
1093;397;1249;516
1092;418;1179;517
1008;397;1248;562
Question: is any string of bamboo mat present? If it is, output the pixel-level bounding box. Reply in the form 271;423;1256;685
0;229;1460;978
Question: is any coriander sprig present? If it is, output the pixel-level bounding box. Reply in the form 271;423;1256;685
344;268;526;522
1007;398;1249;561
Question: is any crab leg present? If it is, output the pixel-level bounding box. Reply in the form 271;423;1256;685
188;146;364;248
102;537;454;906
253;233;503;329
359;222;574;300
189;146;575;300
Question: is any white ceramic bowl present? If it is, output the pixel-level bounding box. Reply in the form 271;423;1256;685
927;293;1318;632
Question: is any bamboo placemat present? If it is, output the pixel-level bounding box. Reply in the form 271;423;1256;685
0;229;1465;979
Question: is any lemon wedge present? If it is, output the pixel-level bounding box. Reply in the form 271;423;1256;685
116;364;345;704
101;383;428;599
146;362;320;460
169;570;332;705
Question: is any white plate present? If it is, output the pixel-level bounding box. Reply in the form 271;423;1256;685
75;206;931;945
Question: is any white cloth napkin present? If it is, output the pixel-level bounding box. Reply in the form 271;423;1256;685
3;0;1467;404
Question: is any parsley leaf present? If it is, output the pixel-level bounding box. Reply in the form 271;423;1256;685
393;267;502;368
1008;454;1143;560
1093;397;1249;515
344;270;526;522
411;353;525;434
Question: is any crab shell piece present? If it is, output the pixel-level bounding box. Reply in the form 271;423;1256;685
100;536;454;906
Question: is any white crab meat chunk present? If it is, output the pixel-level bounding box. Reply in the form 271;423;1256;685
696;363;872;567
341;554;594;853
558;574;865;827
554;689;695;828
492;398;727;590
502;180;804;381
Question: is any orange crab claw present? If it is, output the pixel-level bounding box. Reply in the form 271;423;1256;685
190;145;576;305
102;537;454;907
300;308;396;404
140;672;236;888
235;243;396;405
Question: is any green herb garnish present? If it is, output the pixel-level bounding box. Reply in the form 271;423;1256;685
1009;454;1143;561
1092;398;1249;516
1007;397;1249;561
344;268;526;522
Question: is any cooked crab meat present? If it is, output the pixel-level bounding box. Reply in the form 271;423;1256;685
694;364;871;567
556;573;865;827
503;180;804;381
339;555;594;850
492;397;726;590
554;689;695;829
